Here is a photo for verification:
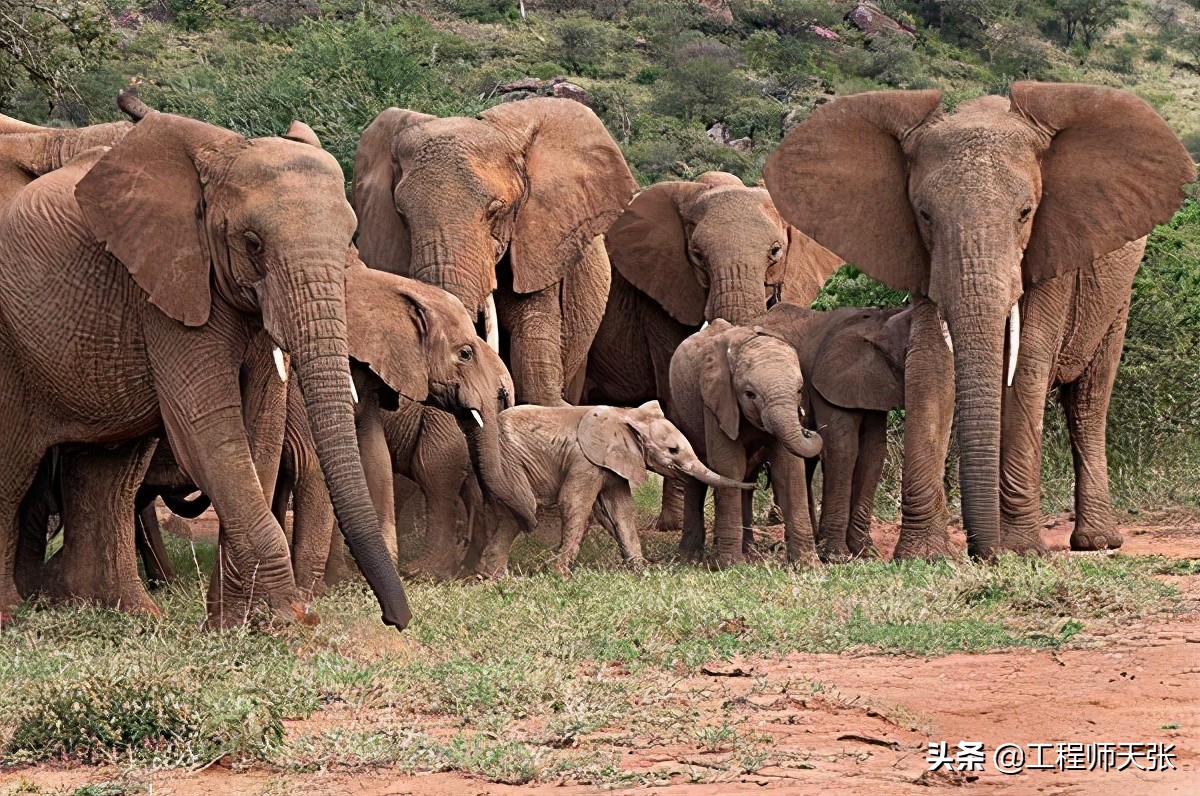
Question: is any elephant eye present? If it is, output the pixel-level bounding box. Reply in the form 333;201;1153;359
458;345;474;362
244;231;264;257
1018;206;1033;223
744;389;756;400
918;209;932;224
668;446;680;455
769;242;783;261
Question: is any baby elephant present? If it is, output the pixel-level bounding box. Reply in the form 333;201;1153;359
475;401;752;577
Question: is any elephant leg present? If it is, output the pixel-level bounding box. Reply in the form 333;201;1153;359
814;400;859;563
740;476;758;559
40;438;160;614
1063;311;1128;551
680;478;708;562
14;452;58;598
654;476;685;532
805;456;818;539
847;412;887;559
456;474;486;578
552;473;602;574
476;515;519;579
357;407;398;567
136;501;176;588
560;235;612;405
594;479;644;567
893;299;955;560
0;442;50;622
290;445;335;598
407;410;470;579
770;446;818;566
499;283;567;406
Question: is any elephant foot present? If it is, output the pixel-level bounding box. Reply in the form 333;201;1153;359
998;530;1048;556
891;529;955;561
1070;526;1124;551
0;585;23;627
403;556;459;582
678;542;705;564
849;544;881;561
817;539;852;564
205;591;319;630
654;512;682;532
624;556;647;572
714;551;746;569
789;553;820;569
38;572;162;617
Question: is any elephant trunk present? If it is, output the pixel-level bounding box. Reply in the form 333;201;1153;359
945;304;1007;560
675;459;756;490
289;274;411;629
411;242;494;321
707;269;769;324
463;395;538;534
762;402;823;459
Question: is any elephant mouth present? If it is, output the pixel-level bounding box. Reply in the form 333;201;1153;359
766;283;782;309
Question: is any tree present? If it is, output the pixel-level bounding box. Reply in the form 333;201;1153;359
0;0;111;117
1051;0;1130;48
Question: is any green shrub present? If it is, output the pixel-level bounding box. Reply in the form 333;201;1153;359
652;39;746;121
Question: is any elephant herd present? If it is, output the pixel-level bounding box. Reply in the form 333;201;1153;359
0;80;1191;634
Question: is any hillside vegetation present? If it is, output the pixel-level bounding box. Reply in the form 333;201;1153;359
1;0;1199;512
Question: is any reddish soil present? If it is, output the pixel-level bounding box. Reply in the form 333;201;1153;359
4;519;1198;795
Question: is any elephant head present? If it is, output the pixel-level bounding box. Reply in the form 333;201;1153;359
0;114;132;210
605;172;842;326
352;98;637;335
699;320;823;459
72;110;411;628
344;262;538;529
764;82;1194;556
761;303;910;413
578;401;755;489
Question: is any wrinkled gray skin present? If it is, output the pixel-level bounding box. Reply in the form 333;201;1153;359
669;320;824;567
764;83;1194;559
475;401;752;577
755;303;911;562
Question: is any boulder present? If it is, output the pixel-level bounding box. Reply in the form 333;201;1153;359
845;2;915;39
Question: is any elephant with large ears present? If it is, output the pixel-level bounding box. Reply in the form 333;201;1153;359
0;104;409;629
756;303;911;562
473;401;753;578
584;171;842;529
669;320;823;567
279;262;530;591
352;97;638;406
764;83;1195;559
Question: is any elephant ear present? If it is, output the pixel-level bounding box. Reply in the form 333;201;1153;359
282;120;322;148
700;324;742;440
606;180;709;325
763;91;943;294
779;225;843;305
352;108;436;275
74;112;242;327
1009;82;1196;286
344;261;431;403
810;309;909;411
578;407;648;485
481;98;638;294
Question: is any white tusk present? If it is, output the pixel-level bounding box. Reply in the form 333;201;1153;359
272;347;288;383
1006;302;1021;388
485;294;500;353
348;374;359;404
940;320;954;354
470;409;484;427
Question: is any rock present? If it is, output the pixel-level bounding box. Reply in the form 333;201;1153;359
494;76;591;107
706;122;732;145
697;0;733;27
728;137;752;153
809;24;839;41
845;2;915;39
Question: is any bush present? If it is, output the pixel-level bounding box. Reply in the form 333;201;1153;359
652;39;746;121
547;13;612;75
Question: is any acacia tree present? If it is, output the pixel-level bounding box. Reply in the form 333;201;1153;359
1052;0;1130;48
0;0;111;117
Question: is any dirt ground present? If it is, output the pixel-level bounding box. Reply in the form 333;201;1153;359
4;518;1198;795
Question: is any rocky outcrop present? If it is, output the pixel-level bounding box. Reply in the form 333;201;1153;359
495;76;591;106
845;2;915;39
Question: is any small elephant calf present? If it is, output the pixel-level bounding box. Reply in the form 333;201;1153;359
475;401;751;577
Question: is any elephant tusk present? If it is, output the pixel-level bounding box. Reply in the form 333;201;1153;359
940;320;954;354
348;374;359;404
272;346;288;383
470;408;484;428
1006;302;1021;388
485;294;500;353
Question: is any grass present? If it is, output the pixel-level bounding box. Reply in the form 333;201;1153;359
0;531;1182;782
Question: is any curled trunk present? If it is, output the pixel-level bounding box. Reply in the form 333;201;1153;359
762;403;823;459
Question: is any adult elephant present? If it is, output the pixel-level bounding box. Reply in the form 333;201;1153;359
585;171;841;528
764;82;1194;559
0;105;409;629
352;98;638;405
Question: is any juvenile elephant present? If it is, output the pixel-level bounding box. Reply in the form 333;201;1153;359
585;171;842;529
765;83;1194;558
669;321;823;567
756;303;912;562
277;263;526;593
353;98;639;406
0;104;409;629
474;401;752;577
